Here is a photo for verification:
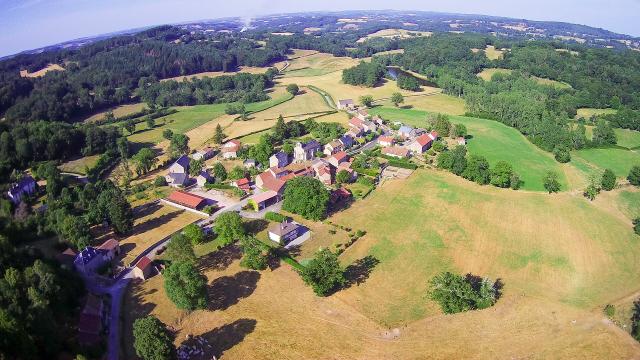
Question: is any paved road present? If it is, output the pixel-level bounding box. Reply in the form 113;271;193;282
80;196;249;360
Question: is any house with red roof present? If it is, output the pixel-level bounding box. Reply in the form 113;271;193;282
132;256;153;280
97;238;120;260
256;172;287;195
166;191;207;210
378;135;394;147
232;178;252;192
222;140;241;159
408;133;433;154
328;151;349;168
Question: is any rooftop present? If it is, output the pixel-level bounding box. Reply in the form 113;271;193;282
97;238;119;251
268;221;299;236
135;256;152;271
251;190;280;204
166;190;206;209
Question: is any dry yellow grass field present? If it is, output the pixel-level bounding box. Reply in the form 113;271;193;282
378;93;466;116
123;171;640;359
116;204;203;265
83;103;148;123
282;52;360;77
357;28;433;43
19;63;64;77
161;65;285;82
576;108;618;119
477;68;513;81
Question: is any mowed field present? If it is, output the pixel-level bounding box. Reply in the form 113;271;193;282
572;147;640;178
368;107;570;191
282;51;360;77
356;28;432;43
123;171;640;359
576;107;618;119
83;103;148;123
58;154;101;175
477;68;572;88
583;124;640;149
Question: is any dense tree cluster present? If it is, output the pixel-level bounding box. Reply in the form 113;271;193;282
342;61;386;87
600;107;640;131
396;73;420;91
133;315;176;360
0;121;121;181
437;146;521;190
1;26;285;123
138;71;275;107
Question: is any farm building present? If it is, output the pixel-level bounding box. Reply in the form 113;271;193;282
408;133;433;154
56;248;77;269
7;175;37;204
337;99;355;110
166;155;191;187
192;147;215;161
222;140;242;159
249;190;281;211
268;220;302;244
132;256;153;280
382;146;410;158
269;151;289;168
166;191;207;210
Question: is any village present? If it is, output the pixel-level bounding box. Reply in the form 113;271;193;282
2;96;454;357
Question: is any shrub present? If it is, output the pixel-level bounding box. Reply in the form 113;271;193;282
604;304;616;318
628;166;640;186
265;211;286;222
543;171;561;193
634;218;640;236
553;145;571;163
601;169;616;191
154;176;167;187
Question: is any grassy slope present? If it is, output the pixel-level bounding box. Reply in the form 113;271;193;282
572;148;640;178
369;107;568;191
333;170;640;325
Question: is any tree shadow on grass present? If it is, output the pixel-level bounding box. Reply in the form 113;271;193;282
343;255;380;289
178;318;257;359
465;274;504;300
207;270;261;311
132;201;162;219
131;209;183;236
198;243;241;272
244;218;269;235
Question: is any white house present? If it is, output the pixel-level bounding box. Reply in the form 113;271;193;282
269;151;289;168
337;99;355;110
166;156;190;187
196;171;212;187
268;220;301;244
323;140;344;157
191;147;215;161
222;140;241;159
293;140;321;163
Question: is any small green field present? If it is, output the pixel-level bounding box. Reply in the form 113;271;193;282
477;68;571;89
572;148;640;178
616;190;640;219
582;125;640;149
369;107;568;191
58;154;101;175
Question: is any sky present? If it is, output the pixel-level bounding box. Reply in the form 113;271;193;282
1;0;640;57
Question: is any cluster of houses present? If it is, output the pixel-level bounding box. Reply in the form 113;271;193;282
380;124;439;159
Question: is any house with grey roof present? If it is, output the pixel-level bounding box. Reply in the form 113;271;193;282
269;151;289;168
7;175;37;204
268;219;302;244
293;140;321;163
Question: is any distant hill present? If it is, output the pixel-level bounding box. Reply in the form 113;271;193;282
4;10;639;59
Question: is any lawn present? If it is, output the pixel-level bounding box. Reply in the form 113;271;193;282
614;128;640;149
572;147;640;178
368;107;569;191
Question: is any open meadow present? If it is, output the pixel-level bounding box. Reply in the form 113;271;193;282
123;171;640;359
572;148;640;178
477;68;572;88
356;28;433;43
83;103;148;123
368;107;571;191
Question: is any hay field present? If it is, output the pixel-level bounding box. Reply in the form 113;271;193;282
116;203;203;266
19;63;64;77
221;86;333;139
282;52;360;77
161;65;284;82
477;68;571;88
377;93;465;116
83;103;147;123
477;68;513;81
357;28;432;43
369;107;569;191
123;171;640;359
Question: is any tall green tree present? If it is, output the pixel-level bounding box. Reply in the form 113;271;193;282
601;169;616;191
164;261;208;310
239;236;269;270
286;83;299;96
169;133;189;158
214;212;246;245
282;177;330;220
213;124;226;144
131;148;157;175
359;95;374;107
543;171;561;193
629;166;640;186
133;316;176;360
297;248;345;296
213;162;227;182
165;233;196;263
490;161;514;188
183;224;205;245
391;92;404;107
461;155;490;185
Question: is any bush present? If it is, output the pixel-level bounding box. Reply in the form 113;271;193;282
634;218;640;236
628;166;640;186
265;212;286;222
604;304;616;317
543;171;561;193
154;176;167;187
553;145;571;163
601;169;616;191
